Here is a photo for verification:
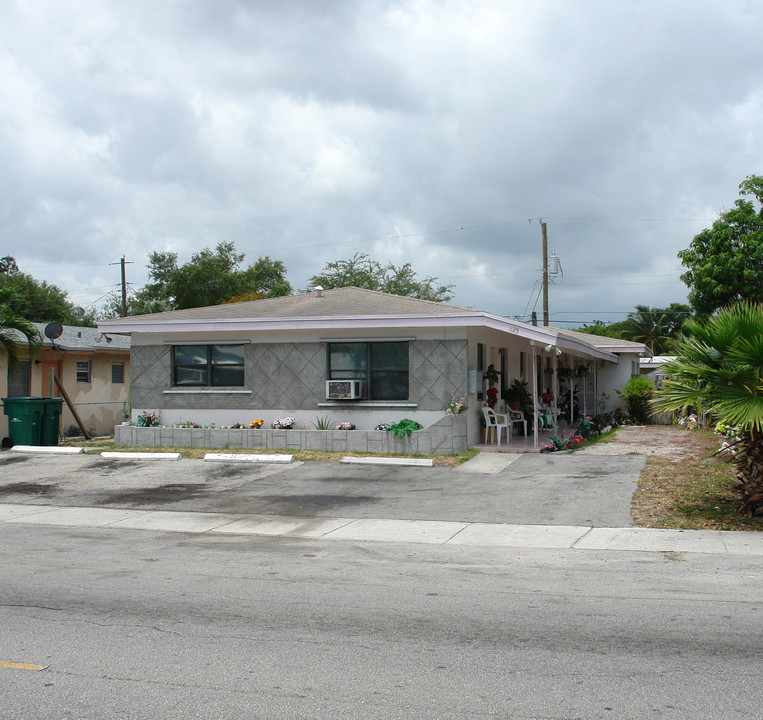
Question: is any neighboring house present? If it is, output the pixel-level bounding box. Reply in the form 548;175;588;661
97;287;649;448
0;324;131;440
639;355;676;385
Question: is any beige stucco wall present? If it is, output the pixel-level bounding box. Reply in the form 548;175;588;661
1;348;130;440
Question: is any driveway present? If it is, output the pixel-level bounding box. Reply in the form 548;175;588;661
0;448;643;527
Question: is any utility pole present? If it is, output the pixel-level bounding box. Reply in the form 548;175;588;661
541;220;549;327
110;256;134;317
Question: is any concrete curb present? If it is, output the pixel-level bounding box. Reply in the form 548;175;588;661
204;453;293;464
340;456;434;467
100;452;182;461
1;502;761;555
11;446;84;455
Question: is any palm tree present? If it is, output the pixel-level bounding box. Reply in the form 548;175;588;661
654;301;763;516
620;305;672;354
0;288;42;374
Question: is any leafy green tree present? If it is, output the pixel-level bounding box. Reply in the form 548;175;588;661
0;288;42;374
0;258;97;326
308;253;454;302
654;301;763;516
576;319;628;339
120;243;292;314
0;257;20;275
679;174;763;317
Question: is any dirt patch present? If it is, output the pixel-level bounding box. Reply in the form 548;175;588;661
577;425;708;459
97;483;209;506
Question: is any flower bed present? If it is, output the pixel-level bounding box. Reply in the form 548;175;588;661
115;414;467;455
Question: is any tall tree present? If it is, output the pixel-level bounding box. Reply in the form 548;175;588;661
679;174;763;317
308;253;454;302
0;258;97;326
654;301;763;516
0;288;42;374
118;243;292;315
619;305;671;354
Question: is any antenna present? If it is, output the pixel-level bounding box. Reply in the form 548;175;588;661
44;322;63;340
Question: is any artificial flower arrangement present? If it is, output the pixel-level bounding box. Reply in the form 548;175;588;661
249;419;264;428
272;417;296;429
138;411;159;427
445;393;468;415
336;421;355;430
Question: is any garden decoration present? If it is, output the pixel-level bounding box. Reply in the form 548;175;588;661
445;393;468;415
138;411;159;427
386;419;423;437
336;421;355;430
272;417;296;429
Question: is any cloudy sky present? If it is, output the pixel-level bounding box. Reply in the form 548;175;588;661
2;0;762;326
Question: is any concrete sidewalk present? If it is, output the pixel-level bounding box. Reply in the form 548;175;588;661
2;501;761;556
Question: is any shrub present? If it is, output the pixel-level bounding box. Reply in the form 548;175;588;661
618;376;654;424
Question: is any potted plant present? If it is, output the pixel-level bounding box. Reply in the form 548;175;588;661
483;364;501;409
503;379;529;411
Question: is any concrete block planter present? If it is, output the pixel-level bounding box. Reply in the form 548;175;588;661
114;414;467;455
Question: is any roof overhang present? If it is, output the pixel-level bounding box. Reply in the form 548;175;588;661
98;311;619;362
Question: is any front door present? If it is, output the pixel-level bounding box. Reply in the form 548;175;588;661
40;360;62;397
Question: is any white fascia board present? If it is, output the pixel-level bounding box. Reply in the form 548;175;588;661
98;311;617;360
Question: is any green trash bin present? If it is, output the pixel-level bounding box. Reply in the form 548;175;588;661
41;397;64;446
2;397;46;446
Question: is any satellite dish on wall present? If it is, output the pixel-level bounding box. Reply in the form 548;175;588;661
44;322;63;340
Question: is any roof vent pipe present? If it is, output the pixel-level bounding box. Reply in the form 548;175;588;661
314;286;324;298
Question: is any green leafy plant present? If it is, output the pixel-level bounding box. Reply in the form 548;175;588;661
386;419;423;437
483;363;501;388
617;376;654;424
314;415;333;430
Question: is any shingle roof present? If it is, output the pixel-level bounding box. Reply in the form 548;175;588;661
103;286;477;323
554;327;649;353
8;323;130;352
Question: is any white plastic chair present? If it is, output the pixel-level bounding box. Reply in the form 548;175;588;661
482;407;510;445
507;408;527;438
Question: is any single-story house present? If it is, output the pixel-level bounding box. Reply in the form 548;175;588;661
97;287;649;452
0;323;131;440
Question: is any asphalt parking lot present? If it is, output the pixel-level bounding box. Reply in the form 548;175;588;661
0;450;643;527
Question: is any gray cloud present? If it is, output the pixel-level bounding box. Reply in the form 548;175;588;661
1;0;761;324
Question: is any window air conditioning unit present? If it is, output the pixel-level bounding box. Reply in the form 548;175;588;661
326;380;363;400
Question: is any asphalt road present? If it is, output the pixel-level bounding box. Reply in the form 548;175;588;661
1;523;760;720
0;451;642;527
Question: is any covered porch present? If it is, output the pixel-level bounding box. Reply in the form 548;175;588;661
467;323;621;451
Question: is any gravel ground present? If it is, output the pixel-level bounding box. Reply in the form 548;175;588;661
576;424;709;459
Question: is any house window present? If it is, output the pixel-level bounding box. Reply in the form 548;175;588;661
7;359;31;397
328;341;408;400
112;362;125;384
76;361;91;383
172;345;245;387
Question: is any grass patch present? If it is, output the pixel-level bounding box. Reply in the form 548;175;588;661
61;440;477;467
632;429;763;531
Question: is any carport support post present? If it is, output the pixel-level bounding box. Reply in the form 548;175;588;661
531;342;539;447
552;351;559;430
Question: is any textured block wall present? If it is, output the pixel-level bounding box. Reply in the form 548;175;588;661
130;339;467;412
